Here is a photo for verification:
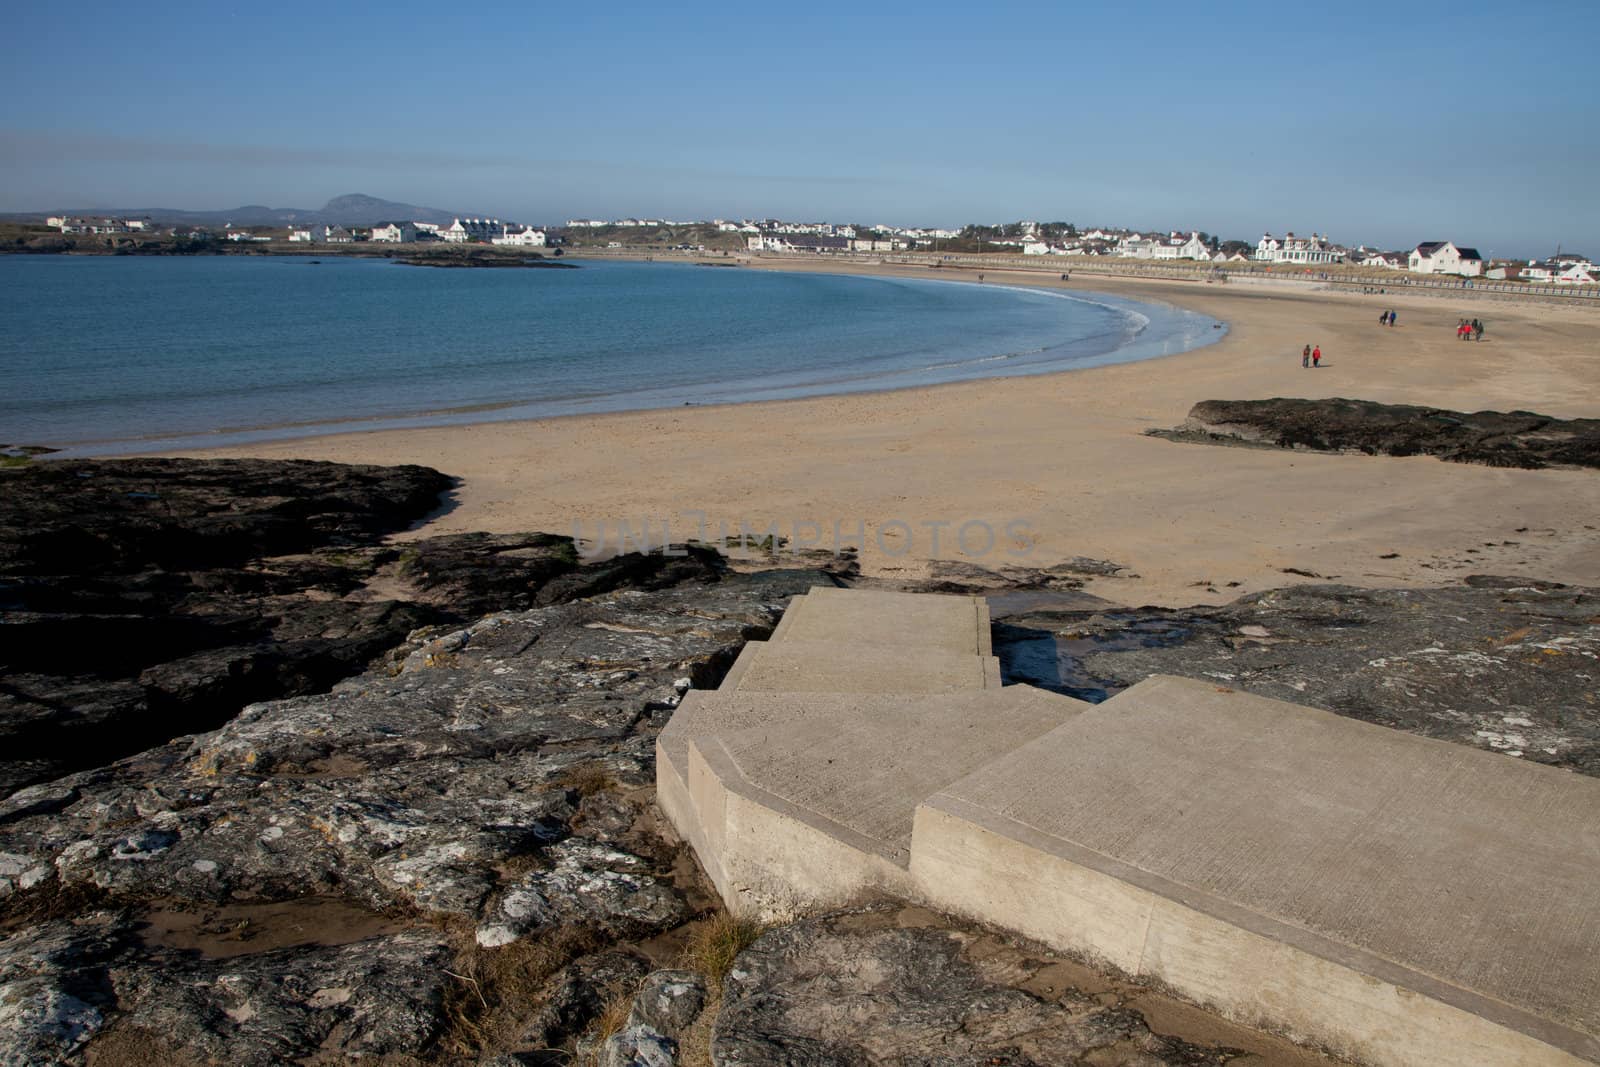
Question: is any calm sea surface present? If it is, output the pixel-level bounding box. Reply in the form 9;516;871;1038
0;256;1224;455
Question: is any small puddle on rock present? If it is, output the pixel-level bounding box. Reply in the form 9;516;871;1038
136;896;412;959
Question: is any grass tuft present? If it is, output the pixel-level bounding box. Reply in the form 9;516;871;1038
554;761;616;798
680;911;763;988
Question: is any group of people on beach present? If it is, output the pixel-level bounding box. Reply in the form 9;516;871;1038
1457;318;1485;341
1378;309;1398;326
1301;343;1322;368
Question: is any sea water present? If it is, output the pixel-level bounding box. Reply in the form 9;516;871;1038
0;256;1223;454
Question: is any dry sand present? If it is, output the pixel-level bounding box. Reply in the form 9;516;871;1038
173;261;1600;607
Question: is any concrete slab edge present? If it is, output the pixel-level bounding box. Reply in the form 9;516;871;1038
914;794;1599;1066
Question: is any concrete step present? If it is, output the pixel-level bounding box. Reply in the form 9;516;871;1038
912;675;1600;1067
666;688;1083;910
776;586;992;657
730;639;999;693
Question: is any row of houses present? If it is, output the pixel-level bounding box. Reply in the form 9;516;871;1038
48;216;153;234
280;218;547;246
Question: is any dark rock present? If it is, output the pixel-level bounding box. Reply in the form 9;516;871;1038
997;579;1600;774
712;910;1233;1066
0;459;454;794
103;927;452;1065
628;969;706;1036
0;459;740;795
518;950;653;1054
1152;397;1600;469
0;458;452;576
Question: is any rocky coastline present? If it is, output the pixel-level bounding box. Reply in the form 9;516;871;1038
2;457;1593;1064
1150;397;1600;469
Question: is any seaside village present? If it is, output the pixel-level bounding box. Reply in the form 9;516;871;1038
40;212;1599;283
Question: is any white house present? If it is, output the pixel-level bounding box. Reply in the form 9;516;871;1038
1154;232;1210;260
313;225;354;244
1556;264;1597;285
1255;232;1341;264
370;222;418;243
1022;239;1052;256
442;218;507;243
1119;236;1160;259
491;226;547;247
1361;251;1408;270
1213;250;1251;264
288;228;313;243
1409;241;1484;276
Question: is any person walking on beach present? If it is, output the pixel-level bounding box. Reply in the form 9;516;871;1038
1303;343;1311;368
1388;310;1397;326
1379;310;1388;326
1312;344;1322;367
1473;318;1484;341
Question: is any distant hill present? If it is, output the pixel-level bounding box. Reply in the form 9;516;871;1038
1;193;460;228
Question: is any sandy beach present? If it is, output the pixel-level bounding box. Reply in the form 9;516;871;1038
174;261;1600;607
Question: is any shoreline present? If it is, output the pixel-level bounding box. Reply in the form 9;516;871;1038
158;260;1600;607
23;260;1222;458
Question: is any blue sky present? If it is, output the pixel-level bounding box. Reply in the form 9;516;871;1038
4;1;1594;257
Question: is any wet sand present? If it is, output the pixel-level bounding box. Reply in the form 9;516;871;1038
172;262;1600;607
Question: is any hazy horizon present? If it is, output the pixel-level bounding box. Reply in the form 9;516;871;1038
5;2;1595;260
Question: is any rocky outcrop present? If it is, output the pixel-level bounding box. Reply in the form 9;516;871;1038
0;460;725;794
994;576;1600;775
1152;397;1600;469
0;566;826;1064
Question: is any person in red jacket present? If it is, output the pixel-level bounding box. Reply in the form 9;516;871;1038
1312;344;1322;367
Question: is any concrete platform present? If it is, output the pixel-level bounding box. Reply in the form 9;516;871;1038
656;587;1600;1065
913;675;1600;1066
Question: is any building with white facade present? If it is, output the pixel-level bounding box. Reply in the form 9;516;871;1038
288;228;313;243
491;226;547;247
1254;232;1341;264
442;218;508;243
370;222;418;243
1409;241;1484;276
1360;251;1408;270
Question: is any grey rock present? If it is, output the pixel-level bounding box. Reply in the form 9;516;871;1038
997;578;1600;774
476;838;685;948
601;1023;678;1067
106;927;451;1066
517;950;653;1053
0;914;126;1066
712;910;1228;1066
0;568;828;1062
628;969;706;1036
